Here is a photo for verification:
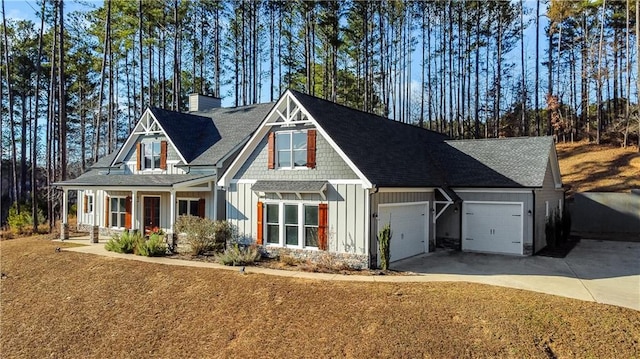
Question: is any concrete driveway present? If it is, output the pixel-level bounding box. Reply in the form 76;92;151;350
393;239;640;311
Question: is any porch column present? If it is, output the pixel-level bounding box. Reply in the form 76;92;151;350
169;190;176;234
91;189;99;243
212;181;218;220
60;188;69;240
131;190;138;233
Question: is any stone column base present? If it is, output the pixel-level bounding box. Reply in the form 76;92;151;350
90;225;100;243
60;223;69;240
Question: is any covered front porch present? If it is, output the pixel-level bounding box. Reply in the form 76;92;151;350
56;174;219;242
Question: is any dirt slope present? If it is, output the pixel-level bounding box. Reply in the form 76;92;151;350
556;141;640;197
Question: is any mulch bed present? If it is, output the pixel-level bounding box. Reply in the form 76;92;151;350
167;252;409;276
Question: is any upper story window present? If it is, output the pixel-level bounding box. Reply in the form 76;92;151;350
144;142;161;169
136;140;167;171
276;131;307;168
268;129;316;170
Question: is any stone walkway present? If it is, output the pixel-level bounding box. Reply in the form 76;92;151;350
57;237;639;311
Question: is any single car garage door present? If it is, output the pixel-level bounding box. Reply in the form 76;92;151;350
377;202;428;262
462;202;523;255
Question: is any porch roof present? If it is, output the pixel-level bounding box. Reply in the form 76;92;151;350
251;180;328;193
54;173;214;189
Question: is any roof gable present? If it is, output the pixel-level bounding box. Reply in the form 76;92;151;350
289;90;449;187
149;107;219;163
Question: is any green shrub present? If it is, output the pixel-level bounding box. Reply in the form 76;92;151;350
215;244;261;266
378;223;392;270
7;202;45;235
136;234;167;257
175;216;232;255
105;230;142;254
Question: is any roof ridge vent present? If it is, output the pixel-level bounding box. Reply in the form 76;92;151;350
189;93;221;112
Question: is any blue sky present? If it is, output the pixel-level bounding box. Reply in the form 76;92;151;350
3;0;554;110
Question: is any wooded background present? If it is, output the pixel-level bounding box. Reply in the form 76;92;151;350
1;0;639;230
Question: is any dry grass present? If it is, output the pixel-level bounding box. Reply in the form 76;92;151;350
1;237;639;358
557;141;640;197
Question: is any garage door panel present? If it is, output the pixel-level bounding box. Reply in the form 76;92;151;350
378;203;428;262
463;202;523;255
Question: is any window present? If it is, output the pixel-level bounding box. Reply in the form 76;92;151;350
266;204;279;244
276;131;307;168
178;199;201;217
143;142;161;169
110;197;127;228
264;203;319;248
304;205;318;247
87;195;94;213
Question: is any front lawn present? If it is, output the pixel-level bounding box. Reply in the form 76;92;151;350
1;237;638;358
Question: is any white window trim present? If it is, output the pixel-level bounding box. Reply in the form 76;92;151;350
141;141;162;171
177;197;200;218
275;130;308;170
110;196;127;229
264;201;319;250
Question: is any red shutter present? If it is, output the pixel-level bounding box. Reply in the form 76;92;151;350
160;141;168;170
104;196;110;227
267;132;275;169
256;201;264;245
125;196;132;229
318;203;328;250
83;195;88;213
136;143;142;171
307;129;317;169
198;198;205;218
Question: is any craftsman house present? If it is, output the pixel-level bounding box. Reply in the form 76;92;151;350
55;94;272;241
217;90;564;268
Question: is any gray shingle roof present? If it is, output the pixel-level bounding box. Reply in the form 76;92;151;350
251;180;328;192
150;107;219;163
54;172;213;187
189;103;273;165
289;90;449;187
443;137;554;187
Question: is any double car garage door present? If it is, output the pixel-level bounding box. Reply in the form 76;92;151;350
378;201;524;263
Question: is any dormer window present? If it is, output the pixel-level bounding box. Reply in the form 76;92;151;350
267;129;316;170
136;140;167;171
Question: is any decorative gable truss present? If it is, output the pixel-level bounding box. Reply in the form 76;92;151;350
218;90;372;189
111;108;187;173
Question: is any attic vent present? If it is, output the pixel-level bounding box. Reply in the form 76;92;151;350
189;93;221;112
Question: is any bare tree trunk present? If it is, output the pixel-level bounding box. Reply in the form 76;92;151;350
636;0;639;152
2;0;19;208
94;0;110;162
596;0;606;145
535;0;541;136
623;0;631;147
30;0;46;231
139;0;144;109
47;6;58;232
521;0;527;136
58;0;66;183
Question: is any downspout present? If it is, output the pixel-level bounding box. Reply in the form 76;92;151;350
532;189;536;254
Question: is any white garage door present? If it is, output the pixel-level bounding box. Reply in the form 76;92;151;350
462;202;523;255
378;202;428;262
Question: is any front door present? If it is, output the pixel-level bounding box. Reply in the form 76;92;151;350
144;197;161;233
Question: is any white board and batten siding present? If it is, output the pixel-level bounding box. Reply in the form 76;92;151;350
227;181;369;255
